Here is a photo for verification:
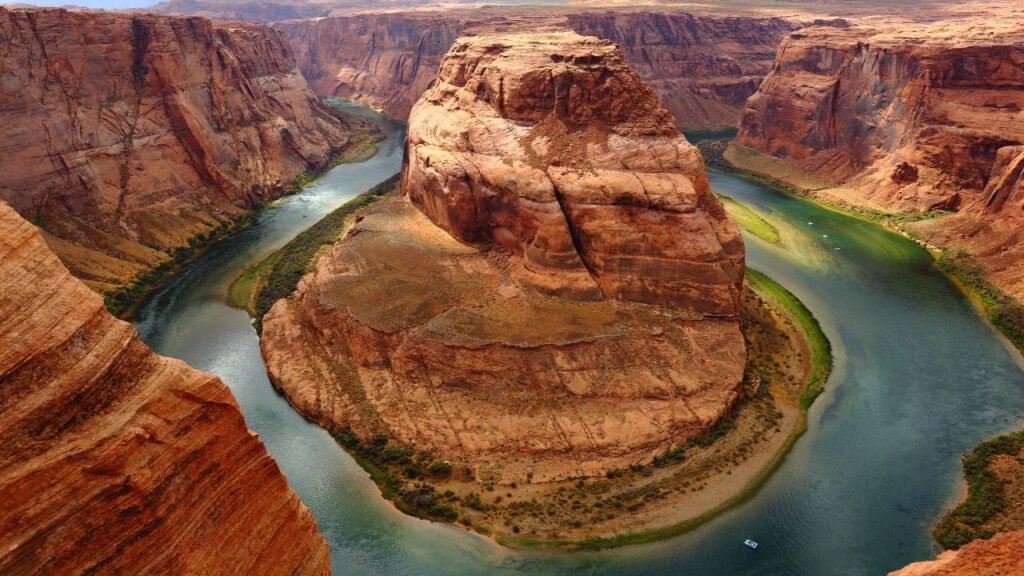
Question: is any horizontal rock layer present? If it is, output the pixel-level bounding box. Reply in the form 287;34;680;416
0;7;363;292
275;9;800;129
0;202;329;575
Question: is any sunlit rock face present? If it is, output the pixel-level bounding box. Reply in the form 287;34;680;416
0;202;329;576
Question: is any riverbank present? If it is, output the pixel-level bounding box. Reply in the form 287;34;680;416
933;430;1024;550
228;173;399;327
705;137;1024;562
104;111;384;320
705;141;1024;358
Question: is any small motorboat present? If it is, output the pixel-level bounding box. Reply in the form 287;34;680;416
744;539;759;550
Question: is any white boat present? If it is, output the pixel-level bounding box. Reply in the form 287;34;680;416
744;539;759;550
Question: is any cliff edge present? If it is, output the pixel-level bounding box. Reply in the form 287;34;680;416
0;201;329;575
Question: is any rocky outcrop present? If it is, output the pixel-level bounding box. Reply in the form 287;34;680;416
261;32;746;483
736;23;1024;213
403;31;744;313
887;531;1024;576
907;145;1024;299
275;9;799;129
0;202;329;575
0;7;366;293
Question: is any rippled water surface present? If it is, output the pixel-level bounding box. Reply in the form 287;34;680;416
134;111;1024;575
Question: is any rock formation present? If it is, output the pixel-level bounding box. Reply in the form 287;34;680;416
0;202;329;575
0;7;367;293
736;23;1024;213
887;531;1024;576
261;31;746;483
734;21;1024;296
275;9;800;129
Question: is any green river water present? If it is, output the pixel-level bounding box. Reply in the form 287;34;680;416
133;109;1024;575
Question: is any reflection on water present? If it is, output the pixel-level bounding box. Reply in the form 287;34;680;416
133;111;1024;575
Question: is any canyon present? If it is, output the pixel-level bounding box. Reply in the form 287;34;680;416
1;0;1022;571
274;9;801;130
0;201;329;575
732;20;1024;299
0;7;371;296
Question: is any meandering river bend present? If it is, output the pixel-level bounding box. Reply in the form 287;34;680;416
134;109;1024;575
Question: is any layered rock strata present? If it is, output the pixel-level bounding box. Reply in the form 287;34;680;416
736;23;1024;213
275;10;800;129
0;7;365;293
262;32;746;482
0;202;329;575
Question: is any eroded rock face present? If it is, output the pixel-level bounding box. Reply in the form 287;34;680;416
403;31;744;314
275;10;800;129
736;24;1024;213
908;145;1024;299
0;202;328;575
261;32;746;483
0;7;364;293
887;531;1024;576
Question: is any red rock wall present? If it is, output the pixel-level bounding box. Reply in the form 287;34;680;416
275;10;799;130
0;201;329;575
0;7;362;292
887;531;1024;576
736;25;1024;213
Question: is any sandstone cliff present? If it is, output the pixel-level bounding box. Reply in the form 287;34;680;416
734;21;1024;297
275;9;799;130
261;31;746;484
0;7;365;294
887;531;1024;576
0;202;329;575
736;23;1024;213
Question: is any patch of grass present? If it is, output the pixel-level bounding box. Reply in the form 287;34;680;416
937;249;1024;354
719;195;781;244
745;269;832;410
933;431;1024;549
331;427;466;522
239;174;399;329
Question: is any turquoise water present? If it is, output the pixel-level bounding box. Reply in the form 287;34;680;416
133;112;1024;575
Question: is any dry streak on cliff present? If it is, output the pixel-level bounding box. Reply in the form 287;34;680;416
261;31;746;484
0;7;365;293
0;202;328;575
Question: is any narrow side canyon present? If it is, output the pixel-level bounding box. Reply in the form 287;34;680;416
0;7;369;295
0;202;329;575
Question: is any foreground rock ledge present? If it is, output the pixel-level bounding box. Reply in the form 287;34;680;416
0;202;328;575
262;31;746;485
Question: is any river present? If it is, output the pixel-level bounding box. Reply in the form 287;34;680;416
133;109;1024;575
